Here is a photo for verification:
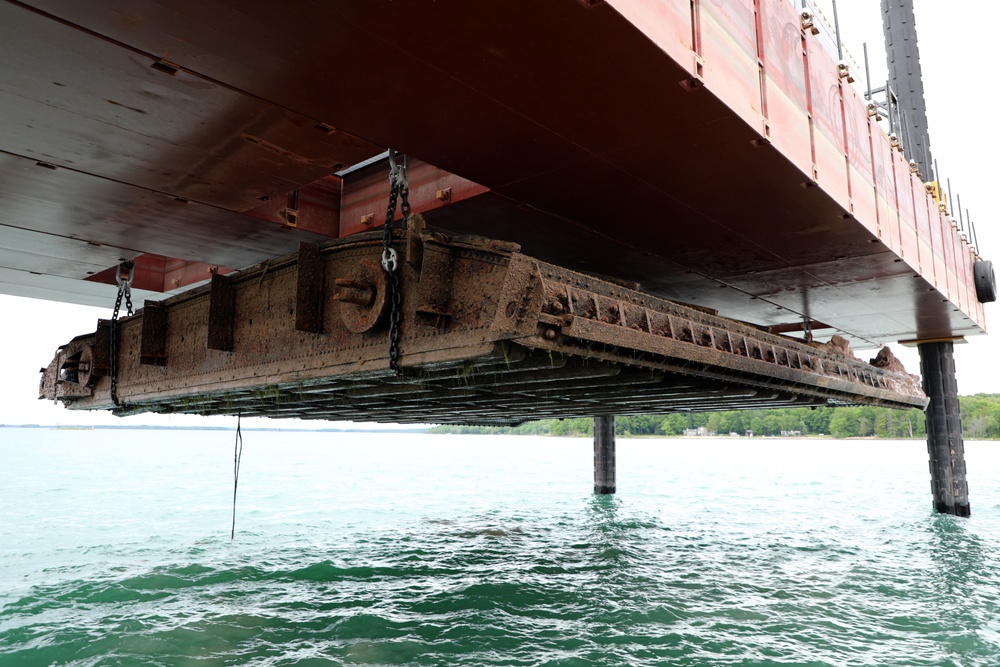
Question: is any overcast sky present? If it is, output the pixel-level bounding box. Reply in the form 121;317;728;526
1;0;997;427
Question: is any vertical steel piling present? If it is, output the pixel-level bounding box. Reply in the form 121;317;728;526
881;0;933;176
594;415;616;495
919;341;970;516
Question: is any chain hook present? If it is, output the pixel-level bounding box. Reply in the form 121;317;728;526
381;246;398;273
115;260;135;288
387;150;408;190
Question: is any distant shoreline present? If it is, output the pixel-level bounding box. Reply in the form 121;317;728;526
1;425;986;440
0;424;430;433
427;432;938;440
11;395;1000;438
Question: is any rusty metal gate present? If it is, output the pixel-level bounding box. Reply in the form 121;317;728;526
41;224;927;424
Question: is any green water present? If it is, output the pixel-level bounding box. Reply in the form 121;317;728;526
2;429;1000;666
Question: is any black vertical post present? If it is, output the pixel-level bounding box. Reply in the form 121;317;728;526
594;415;616;495
919;341;970;516
881;0;933;176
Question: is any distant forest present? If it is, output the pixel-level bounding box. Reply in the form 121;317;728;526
429;394;1000;439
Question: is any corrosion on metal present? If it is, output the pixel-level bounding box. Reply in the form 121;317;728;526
332;258;388;333
139;301;168;366
40;230;928;425
295;242;326;334
206;273;236;352
92;320;112;378
414;238;456;318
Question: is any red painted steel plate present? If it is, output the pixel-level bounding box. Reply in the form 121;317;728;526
0;0;986;345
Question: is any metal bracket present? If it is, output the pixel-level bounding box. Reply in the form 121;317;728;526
800;11;819;35
139;301;168;366
207;273;236;352
295;242;326;334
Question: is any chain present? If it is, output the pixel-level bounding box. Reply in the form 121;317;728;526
382;151;409;375
110;260;135;406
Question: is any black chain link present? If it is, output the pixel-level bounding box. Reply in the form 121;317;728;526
109;261;135;406
382;152;409;375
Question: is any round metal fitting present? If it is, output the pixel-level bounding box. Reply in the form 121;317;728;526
59;344;95;387
334;257;389;333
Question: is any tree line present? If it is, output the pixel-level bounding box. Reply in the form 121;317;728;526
429;394;1000;439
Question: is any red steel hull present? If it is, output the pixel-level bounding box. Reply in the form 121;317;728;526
0;0;983;346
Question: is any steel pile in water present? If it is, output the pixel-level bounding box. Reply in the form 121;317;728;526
40;228;927;424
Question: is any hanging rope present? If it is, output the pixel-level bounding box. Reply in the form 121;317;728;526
231;413;243;542
109;260;135;406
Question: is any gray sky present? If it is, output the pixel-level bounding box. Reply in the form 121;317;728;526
1;1;997;427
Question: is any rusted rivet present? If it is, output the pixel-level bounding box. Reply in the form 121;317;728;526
544;328;557;340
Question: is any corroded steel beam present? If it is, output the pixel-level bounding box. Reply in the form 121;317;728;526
40;226;927;424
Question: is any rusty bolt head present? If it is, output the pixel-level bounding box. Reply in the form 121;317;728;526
361;213;376;227
333;278;376;307
435;188;453;204
544;328;558;340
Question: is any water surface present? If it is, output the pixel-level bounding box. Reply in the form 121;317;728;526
2;429;999;666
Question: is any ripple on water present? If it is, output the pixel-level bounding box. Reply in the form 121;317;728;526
4;433;1000;666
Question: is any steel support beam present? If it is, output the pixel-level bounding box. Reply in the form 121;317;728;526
919;341;970;516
